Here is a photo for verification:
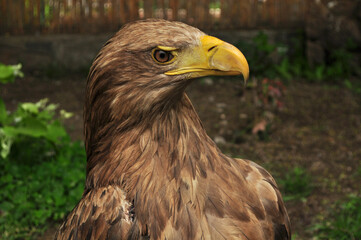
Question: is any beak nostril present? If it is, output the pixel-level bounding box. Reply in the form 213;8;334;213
208;46;217;52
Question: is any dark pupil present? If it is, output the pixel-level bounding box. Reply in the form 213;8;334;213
159;51;166;59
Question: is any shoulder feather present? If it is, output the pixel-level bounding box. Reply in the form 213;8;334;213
243;159;291;239
55;186;133;240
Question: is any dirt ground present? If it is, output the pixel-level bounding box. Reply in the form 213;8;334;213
2;74;361;239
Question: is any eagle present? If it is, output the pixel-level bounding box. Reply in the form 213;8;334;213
56;19;291;240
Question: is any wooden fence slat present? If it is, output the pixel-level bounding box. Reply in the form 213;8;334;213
52;0;60;32
20;0;25;33
10;0;16;33
144;0;153;19
63;0;68;15
28;0;33;32
230;0;240;29
119;0;126;24
80;0;84;21
35;0;39;28
129;0;139;21
87;0;92;18
169;0;178;20
99;0;105;30
14;0;19;33
111;0;117;27
160;0;167;20
8;0;12;31
0;0;6;33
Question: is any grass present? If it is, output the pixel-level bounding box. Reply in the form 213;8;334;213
278;167;313;202
313;195;361;239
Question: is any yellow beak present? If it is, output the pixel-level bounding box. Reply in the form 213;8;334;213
165;35;249;81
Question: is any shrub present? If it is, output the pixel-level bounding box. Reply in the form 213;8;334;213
0;64;86;239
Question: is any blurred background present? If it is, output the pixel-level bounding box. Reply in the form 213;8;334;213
0;0;360;239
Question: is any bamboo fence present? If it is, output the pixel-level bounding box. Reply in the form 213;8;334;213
0;0;308;34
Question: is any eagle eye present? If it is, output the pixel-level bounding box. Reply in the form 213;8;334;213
152;49;174;64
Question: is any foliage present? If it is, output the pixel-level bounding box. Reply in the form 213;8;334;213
313;195;361;239
0;64;86;239
278;167;313;201
238;31;358;83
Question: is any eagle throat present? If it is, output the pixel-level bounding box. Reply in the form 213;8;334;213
84;89;220;193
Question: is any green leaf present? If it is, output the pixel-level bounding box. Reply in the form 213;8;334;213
44;103;58;112
0;63;23;84
344;79;352;90
45;121;67;142
36;98;49;109
3;117;47;138
0;99;7;123
0;201;15;211
20;102;40;114
60;109;73;119
11;64;24;78
0;129;13;158
275;58;292;80
0;65;16;83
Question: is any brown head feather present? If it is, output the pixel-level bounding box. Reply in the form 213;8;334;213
56;19;290;240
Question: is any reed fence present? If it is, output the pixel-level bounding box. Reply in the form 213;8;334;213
0;0;308;35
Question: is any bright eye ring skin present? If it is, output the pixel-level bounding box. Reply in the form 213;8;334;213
151;46;178;64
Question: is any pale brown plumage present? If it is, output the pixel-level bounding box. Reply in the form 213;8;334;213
55;19;291;240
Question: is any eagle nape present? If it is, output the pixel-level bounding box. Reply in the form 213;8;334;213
56;19;291;240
